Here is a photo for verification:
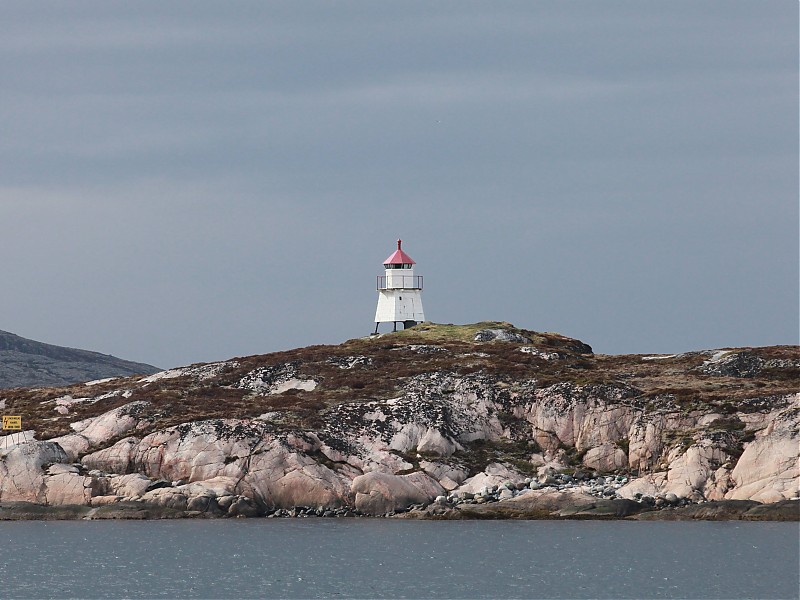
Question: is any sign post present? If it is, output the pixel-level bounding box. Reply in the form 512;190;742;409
2;416;22;431
1;416;24;449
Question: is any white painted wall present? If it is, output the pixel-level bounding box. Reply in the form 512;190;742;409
374;290;425;323
375;265;425;324
374;292;425;322
385;267;416;289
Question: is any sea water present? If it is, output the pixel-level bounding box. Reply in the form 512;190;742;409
0;520;797;599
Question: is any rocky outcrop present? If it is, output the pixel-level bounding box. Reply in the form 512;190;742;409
726;407;799;503
53;401;155;461
236;363;317;395
0;325;797;519
475;329;531;344
3;379;795;518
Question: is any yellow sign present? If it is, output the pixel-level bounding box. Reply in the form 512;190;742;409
2;416;22;431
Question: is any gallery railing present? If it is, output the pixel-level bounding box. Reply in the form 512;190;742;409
377;275;423;290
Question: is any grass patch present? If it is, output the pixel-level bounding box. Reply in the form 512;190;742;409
382;322;517;344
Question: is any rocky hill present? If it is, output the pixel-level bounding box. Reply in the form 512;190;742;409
0;330;159;389
0;322;797;521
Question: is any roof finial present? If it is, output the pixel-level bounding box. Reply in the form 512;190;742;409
397;239;402;250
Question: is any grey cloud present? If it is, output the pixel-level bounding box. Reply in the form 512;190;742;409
0;1;795;367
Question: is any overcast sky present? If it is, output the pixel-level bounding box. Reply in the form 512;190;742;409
1;1;797;369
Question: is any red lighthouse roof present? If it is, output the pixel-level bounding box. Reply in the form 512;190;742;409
383;239;416;265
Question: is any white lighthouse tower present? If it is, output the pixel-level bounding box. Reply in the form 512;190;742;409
374;239;425;333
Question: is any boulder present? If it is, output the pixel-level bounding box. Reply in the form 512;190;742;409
68;401;151;446
244;446;352;510
109;473;152;499
44;473;93;505
725;410;799;502
474;329;531;343
82;437;140;473
141;488;189;511
352;471;444;515
664;442;729;499
388;423;458;456
582;443;627;472
0;441;68;503
51;434;91;463
617;473;668;500
420;461;468;491
456;463;526;495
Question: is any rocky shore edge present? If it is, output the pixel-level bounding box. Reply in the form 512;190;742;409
2;495;796;522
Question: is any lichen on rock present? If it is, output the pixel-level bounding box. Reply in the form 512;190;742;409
0;323;797;519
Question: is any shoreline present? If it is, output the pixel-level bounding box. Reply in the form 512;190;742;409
1;498;797;522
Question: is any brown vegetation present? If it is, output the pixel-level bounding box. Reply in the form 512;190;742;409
1;323;797;441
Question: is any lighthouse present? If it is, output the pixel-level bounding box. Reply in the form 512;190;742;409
374;240;425;333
